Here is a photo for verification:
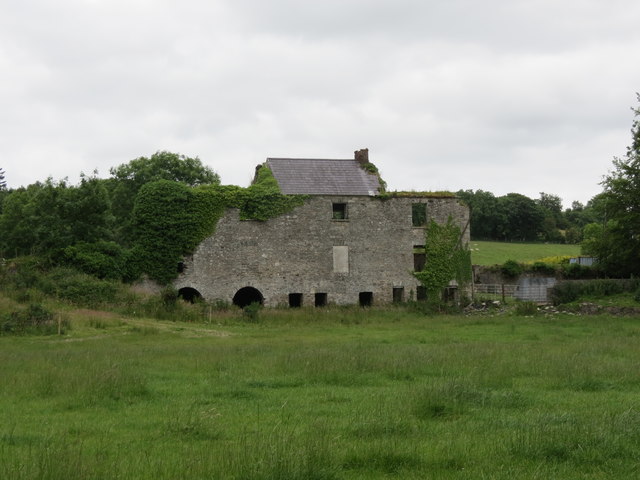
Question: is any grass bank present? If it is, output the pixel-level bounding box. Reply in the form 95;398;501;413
2;304;640;479
470;240;581;265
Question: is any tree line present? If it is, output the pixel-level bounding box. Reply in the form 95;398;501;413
460;94;640;278
0;152;221;283
1;94;639;279
0;152;306;285
455;189;605;244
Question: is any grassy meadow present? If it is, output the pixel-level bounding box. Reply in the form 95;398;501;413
470;241;581;265
2;303;640;479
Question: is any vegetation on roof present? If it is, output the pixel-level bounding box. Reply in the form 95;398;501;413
0;157;309;287
378;190;457;199
132;165;306;283
360;161;387;193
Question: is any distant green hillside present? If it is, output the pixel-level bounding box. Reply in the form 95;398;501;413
470;241;581;266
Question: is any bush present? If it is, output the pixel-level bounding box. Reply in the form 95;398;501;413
160;286;179;310
514;301;538;316
63;241;127;280
1;256;45;291
551;279;640;305
559;263;602;280
530;261;556;276
243;302;262;322
501;260;523;278
551;282;583;305
1;304;69;336
38;268;124;307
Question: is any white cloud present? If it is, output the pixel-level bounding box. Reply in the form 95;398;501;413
0;0;639;207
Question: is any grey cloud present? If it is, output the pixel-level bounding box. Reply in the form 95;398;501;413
0;0;639;208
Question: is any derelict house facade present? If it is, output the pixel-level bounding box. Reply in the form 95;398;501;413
174;150;469;307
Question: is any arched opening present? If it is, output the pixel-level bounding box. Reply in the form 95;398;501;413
178;287;202;303
233;287;264;308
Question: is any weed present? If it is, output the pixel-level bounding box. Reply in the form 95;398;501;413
514;301;538;316
343;450;423;474
243;302;261;322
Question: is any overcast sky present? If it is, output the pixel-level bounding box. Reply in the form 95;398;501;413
2;0;639;207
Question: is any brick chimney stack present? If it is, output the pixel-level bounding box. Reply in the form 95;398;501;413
354;148;369;166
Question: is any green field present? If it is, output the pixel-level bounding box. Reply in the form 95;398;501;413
470;241;581;265
2;304;640;479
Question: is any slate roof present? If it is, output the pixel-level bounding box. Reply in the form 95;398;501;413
265;158;381;196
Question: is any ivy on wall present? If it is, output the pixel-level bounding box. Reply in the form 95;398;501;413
130;166;306;284
413;217;472;301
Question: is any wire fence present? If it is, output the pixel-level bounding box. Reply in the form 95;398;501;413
473;282;554;303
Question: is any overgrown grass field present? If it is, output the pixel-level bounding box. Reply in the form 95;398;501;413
470;240;581;265
2;304;640;479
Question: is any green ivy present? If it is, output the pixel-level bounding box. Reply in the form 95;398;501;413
358;162;387;192
413;217;471;301
238;166;307;221
130;166;306;284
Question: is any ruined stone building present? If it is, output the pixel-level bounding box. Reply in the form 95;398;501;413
175;150;469;307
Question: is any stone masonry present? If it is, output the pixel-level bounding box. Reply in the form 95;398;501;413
175;194;469;307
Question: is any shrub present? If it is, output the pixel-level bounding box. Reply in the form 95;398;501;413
2;256;45;291
38;268;123;307
559;263;602;280
501;260;523;278
160;286;179;310
514;301;538;316
63;241;126;280
550;282;582;305
551;279;640;305
530;261;556;276
1;304;69;336
243;302;262;322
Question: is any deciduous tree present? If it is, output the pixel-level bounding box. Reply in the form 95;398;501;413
584;95;640;275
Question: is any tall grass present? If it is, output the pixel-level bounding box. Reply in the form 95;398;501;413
2;305;640;478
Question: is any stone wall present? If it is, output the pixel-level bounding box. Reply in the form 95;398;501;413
175;195;469;307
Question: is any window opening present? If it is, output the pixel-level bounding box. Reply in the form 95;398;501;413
332;203;347;220
444;286;457;302
416;286;427;301
359;291;373;307
412;203;427;227
393;287;404;303
289;293;303;308
314;293;328;307
413;245;426;271
177;261;185;273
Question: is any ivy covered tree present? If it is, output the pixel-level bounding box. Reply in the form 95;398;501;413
128;165;306;284
413;217;471;303
108;151;220;242
130;180;198;284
